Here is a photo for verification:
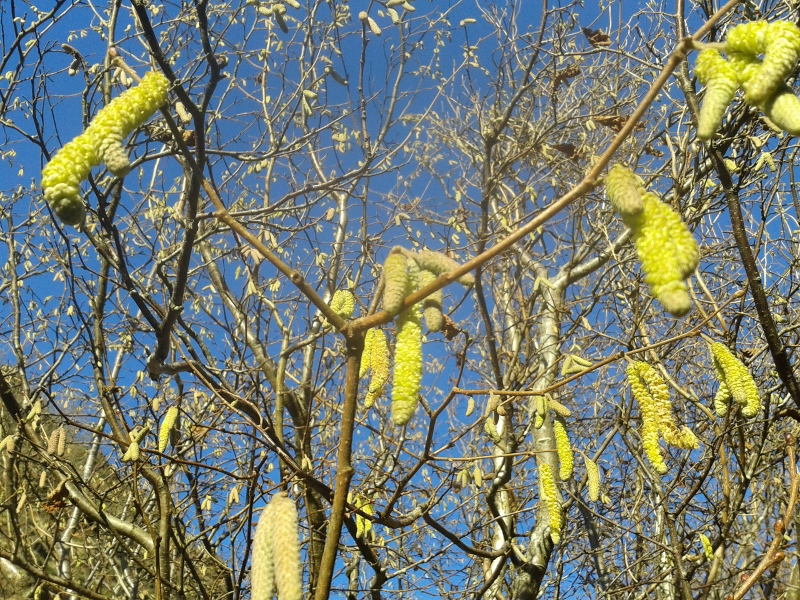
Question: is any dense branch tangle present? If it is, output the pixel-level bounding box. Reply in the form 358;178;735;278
5;1;800;600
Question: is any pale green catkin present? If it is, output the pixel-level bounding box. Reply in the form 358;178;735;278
382;251;409;316
694;49;739;140
251;503;275;600
269;492;303;600
412;249;475;287
417;267;444;332
726;20;800;105
604;164;645;215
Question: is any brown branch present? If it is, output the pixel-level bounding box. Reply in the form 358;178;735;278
728;433;797;600
352;0;744;334
313;331;365;600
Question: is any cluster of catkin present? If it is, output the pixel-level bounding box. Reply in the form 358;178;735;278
695;20;800;139
251;491;303;600
627;361;699;476
374;247;474;425
605;165;699;317
41;71;170;226
709;342;761;418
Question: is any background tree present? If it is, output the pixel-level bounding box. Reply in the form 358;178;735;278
2;0;800;599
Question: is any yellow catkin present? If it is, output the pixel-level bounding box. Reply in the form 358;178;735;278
391;300;423;425
710;343;760;418
539;462;562;544
699;533;714;562
605;164;645;215
412;249;475;287
584;455;600;502
623;193;698;317
359;329;375;379
694;49;739;140
159;406;179;453
56;426;66;456
726;21;800;105
382;251;409;316
251;503;275;600
553;417;574;480
365;328;389;408
627;362;668;475
41;71;170;226
329;290;356;319
417;268;444;332
269;492;303;600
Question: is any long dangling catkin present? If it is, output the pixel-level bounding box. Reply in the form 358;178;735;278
382;251;410;316
41;71;170;226
251;503;275;600
604;164;645;216
159;406;179;453
269;491;303;600
391;299;423;425
710;342;760;418
584;455;600;502
623;193;698;316
627;362;668;475
553;417;574;480
694;49;739;140
365;328;389;408
412;249;475;287
539;462;562;544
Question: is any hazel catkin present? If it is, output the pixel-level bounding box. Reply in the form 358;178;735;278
251;503;275;600
382;251;409;316
553;417;574;480
269;491;303;600
726;20;800;105
584;455;600;502
412;249;475;287
417;267;444;332
159;406;179;453
624;193;698;316
694;50;739;141
710;342;760;418
539;462;562;544
41;71;170;226
391;301;423;426
364;328;389;408
604;164;645;216
628;362;669;475
329;290;356;319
